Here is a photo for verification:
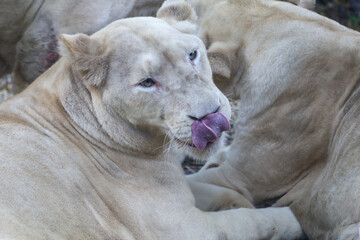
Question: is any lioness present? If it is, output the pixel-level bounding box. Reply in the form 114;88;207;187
0;0;164;91
0;2;303;239
180;0;360;239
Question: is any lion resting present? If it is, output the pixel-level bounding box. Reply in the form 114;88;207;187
0;0;164;91
181;0;360;239
0;2;303;239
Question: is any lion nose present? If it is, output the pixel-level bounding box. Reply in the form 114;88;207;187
190;111;230;151
187;105;220;120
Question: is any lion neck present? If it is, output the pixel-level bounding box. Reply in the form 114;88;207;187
57;60;166;157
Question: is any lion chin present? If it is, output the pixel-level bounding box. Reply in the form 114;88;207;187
172;135;227;162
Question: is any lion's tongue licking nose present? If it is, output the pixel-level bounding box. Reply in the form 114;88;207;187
191;113;230;151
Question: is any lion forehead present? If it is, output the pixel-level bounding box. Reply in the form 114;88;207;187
96;17;202;56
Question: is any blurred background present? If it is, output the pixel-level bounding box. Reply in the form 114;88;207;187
316;0;360;31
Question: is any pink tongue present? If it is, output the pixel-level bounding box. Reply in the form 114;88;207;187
191;113;230;151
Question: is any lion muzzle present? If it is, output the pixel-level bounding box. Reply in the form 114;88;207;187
191;112;230;151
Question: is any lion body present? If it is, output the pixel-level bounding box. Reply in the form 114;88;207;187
185;0;360;239
0;3;303;239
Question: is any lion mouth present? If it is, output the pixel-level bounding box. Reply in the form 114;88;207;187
191;113;230;151
172;113;230;152
174;137;219;151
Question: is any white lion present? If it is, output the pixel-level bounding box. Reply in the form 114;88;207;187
180;0;360;239
0;2;303;239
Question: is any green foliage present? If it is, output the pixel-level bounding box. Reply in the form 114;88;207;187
316;0;360;31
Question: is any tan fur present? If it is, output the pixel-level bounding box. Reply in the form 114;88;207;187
0;0;165;90
0;4;304;239
182;0;360;239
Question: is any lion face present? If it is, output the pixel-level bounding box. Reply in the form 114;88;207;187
60;17;231;158
103;18;231;157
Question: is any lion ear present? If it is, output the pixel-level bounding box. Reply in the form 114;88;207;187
277;0;315;10
207;44;242;95
156;0;197;34
59;33;108;87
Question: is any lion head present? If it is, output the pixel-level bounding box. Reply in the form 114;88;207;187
58;1;231;160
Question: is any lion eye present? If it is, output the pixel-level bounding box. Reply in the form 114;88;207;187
189;50;198;61
139;78;156;88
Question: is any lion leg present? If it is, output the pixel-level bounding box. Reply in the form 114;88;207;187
186;167;253;211
187;178;254;211
186;145;253;211
192;207;304;240
198;144;229;171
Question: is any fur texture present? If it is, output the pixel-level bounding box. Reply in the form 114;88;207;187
0;4;303;239
182;0;360;239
